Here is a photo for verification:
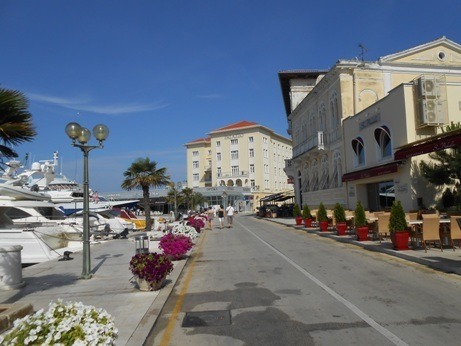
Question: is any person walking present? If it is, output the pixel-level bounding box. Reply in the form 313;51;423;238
226;204;235;228
217;205;225;229
206;207;215;230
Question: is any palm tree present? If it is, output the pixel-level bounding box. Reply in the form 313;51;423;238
0;88;36;162
181;187;194;210
190;192;205;211
166;183;185;219
121;158;170;231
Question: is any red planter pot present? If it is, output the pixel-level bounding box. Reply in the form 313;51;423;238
304;218;313;227
356;226;369;241
319;221;329;232
336;222;347;236
295;217;303;226
390;231;410;250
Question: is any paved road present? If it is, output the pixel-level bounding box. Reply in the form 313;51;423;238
147;214;461;346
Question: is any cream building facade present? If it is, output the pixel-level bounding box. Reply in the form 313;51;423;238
185;121;293;211
281;36;461;211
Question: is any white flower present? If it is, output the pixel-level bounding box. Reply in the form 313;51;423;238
0;299;118;345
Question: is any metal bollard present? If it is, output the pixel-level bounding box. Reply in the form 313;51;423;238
134;235;149;254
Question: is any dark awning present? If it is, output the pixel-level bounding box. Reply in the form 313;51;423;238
259;191;295;204
394;128;461;160
342;162;400;182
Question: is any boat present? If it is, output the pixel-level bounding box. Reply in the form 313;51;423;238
67;209;136;236
0;196;84;264
2;152;139;215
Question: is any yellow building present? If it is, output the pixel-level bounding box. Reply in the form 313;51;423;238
280;36;461;211
185;120;293;211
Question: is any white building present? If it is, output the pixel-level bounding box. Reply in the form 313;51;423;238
185;120;293;211
281;36;461;211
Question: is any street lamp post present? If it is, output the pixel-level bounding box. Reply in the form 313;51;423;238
65;122;109;279
222;191;228;211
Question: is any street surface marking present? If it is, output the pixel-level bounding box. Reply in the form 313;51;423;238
241;221;409;346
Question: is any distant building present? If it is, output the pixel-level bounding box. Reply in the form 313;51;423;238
185;120;293;211
280;36;461;211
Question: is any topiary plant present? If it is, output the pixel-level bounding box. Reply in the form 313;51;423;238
354;201;367;227
293;204;301;217
333;203;346;223
317;202;328;222
389;200;407;232
302;204;312;219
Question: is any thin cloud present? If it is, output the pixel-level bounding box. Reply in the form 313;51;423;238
195;93;223;99
27;92;169;115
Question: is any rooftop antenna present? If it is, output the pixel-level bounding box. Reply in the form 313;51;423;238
359;43;367;62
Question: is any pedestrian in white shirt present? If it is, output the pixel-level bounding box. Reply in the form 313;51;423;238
226;205;235;228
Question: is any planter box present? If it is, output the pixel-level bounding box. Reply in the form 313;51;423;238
336;222;347;236
356;226;369;241
319;221;329;232
390;231;410;250
295;217;303;226
304;218;313;228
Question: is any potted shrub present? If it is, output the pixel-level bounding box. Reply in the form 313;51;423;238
302;204;313;227
354;201;369;241
159;233;194;260
389;200;410;250
293;204;303;226
129;252;174;291
333;203;347;236
317;202;329;232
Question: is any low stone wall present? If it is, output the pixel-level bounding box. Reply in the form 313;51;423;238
0;303;34;334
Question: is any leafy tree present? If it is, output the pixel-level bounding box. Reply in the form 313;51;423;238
420;122;461;206
302;204;312;219
0;88;36;163
190;192;205;211
121;158;170;230
317;202;328;222
389;200;407;232
354;201;367;227
166;183;185;218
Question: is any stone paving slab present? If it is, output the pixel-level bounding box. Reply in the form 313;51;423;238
0;235;187;345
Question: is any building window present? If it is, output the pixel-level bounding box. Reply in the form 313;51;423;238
249;136;254;143
193;161;199;169
251;180;255;188
250;164;254;173
216;141;221;147
263;149;268;158
231;150;239;160
232;166;239;175
192;151;199;157
249;148;254;158
193;174;199;182
374;126;392;159
263;137;267;144
217;153;221;161
217;167;221;177
231;139;238;145
352;137;365;166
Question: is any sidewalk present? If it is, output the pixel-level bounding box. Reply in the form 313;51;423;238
262;216;461;276
0;231;187;346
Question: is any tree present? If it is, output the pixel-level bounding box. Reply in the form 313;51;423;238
121;158;170;231
190;192;205;211
181;187;194;210
166;183;185;219
0;88;36;163
420;122;461;206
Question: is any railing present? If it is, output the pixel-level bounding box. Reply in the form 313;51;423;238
217;171;249;178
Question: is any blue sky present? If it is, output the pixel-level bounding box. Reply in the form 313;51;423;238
1;1;460;193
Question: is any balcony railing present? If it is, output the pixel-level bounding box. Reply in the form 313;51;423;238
217;170;249;178
292;129;342;157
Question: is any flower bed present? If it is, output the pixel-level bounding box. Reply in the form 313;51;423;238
170;224;200;240
159;233;194;260
0;299;118;345
129;252;174;289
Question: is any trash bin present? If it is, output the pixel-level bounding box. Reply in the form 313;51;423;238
0;245;25;290
134;235;149;254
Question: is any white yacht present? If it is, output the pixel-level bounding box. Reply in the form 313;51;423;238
0;195;84;264
3;152;139;215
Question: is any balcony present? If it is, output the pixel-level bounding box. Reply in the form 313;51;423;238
217;170;249;178
292;129;342;157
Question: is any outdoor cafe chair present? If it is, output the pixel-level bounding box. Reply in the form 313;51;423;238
377;213;390;242
413;214;443;252
449;216;461;250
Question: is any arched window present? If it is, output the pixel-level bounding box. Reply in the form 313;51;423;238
352;137;365;166
319;104;326;132
332;151;342;188
330;93;340;128
311;159;318;191
374;126;392;159
320;155;329;190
